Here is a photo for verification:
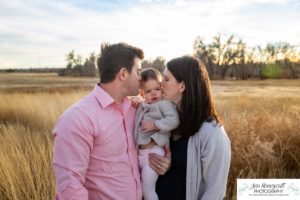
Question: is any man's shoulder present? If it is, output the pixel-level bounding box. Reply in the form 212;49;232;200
59;92;96;119
75;92;101;112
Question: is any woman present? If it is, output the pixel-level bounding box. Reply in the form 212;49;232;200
149;56;231;200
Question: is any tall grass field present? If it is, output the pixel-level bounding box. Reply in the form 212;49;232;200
0;73;299;200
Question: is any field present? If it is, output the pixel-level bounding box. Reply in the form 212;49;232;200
1;73;300;200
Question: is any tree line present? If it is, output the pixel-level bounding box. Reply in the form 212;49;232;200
59;50;166;77
194;34;300;80
59;34;300;80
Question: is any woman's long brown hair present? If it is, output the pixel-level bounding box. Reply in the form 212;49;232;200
167;56;222;137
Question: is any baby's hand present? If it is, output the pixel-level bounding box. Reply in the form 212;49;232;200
141;120;159;133
130;96;142;108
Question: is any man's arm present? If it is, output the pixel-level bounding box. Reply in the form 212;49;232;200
53;108;94;200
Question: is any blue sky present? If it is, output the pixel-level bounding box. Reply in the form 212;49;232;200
0;0;299;68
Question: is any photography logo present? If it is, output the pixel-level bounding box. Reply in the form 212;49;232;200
237;179;300;200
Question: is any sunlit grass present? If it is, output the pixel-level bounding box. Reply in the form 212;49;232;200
218;95;300;199
0;73;299;200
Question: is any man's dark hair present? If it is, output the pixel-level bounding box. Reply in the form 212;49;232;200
97;42;144;83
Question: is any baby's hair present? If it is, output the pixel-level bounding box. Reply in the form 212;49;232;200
140;68;162;87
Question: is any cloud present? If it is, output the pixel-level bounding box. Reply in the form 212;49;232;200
0;0;299;68
0;58;18;68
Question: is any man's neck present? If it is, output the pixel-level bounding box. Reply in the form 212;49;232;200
99;82;126;103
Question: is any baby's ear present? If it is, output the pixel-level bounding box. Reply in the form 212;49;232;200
139;89;144;98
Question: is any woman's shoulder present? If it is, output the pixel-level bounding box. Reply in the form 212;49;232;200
188;120;230;153
192;120;228;142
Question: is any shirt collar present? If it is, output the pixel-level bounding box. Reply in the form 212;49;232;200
122;97;133;116
93;84;115;109
93;84;133;114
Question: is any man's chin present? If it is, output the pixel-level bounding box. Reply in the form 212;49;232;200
129;90;139;96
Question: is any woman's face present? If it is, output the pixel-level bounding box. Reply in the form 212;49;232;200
161;68;184;105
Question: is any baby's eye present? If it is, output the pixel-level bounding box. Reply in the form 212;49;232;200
145;90;151;93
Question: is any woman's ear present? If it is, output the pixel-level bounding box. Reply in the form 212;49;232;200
179;81;185;93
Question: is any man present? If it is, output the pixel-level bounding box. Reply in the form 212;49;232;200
53;43;144;199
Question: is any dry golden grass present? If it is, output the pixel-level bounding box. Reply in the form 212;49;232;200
0;90;89;200
219;95;300;199
0;123;54;200
0;73;98;89
0;73;299;200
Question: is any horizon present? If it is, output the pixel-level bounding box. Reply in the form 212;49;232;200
1;0;300;69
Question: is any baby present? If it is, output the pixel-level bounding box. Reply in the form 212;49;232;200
134;68;179;200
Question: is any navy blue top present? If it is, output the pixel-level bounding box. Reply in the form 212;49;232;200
156;136;189;200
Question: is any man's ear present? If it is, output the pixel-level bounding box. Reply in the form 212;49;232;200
179;81;185;93
117;68;128;81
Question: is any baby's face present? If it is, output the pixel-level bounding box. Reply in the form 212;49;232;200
141;79;163;104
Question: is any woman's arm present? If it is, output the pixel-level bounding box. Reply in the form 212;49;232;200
200;126;231;200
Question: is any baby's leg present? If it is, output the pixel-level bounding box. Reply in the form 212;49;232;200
138;146;164;200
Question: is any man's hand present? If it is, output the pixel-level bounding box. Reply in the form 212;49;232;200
148;144;171;175
141;120;159;133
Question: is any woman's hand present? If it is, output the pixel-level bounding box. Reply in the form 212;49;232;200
148;144;171;175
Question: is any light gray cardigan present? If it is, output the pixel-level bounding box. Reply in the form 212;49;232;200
134;100;179;147
185;120;231;200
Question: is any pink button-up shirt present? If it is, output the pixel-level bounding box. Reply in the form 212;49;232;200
53;85;142;200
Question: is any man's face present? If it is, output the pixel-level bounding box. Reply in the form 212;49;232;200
125;57;142;96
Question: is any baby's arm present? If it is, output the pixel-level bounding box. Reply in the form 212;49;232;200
140;120;159;132
154;100;179;132
130;96;142;108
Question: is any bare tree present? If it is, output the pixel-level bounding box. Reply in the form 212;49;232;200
278;42;298;79
142;57;166;74
193;36;215;78
194;34;246;79
83;52;98;77
66;50;83;67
